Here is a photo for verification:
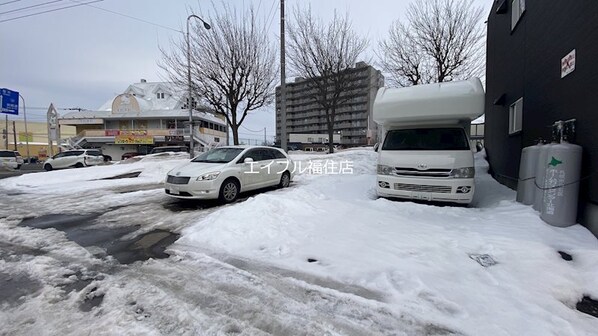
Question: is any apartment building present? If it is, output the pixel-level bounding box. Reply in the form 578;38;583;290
275;62;384;147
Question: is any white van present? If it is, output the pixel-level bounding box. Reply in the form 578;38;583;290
373;78;484;205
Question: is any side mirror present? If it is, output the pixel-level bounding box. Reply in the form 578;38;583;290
373;143;379;152
244;157;254;164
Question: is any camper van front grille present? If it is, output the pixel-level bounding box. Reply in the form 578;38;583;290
394;183;452;194
394;167;451;177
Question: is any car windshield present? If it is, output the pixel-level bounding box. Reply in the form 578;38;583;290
382;128;470;151
191;148;244;163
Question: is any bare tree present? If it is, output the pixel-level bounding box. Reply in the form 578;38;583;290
159;4;277;145
379;0;484;87
286;7;368;153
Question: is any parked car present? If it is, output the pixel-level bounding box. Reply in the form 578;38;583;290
121;152;143;160
150;146;188;154
43;149;104;171
0;150;24;169
164;146;294;203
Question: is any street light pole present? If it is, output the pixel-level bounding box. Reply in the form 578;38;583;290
187;14;211;159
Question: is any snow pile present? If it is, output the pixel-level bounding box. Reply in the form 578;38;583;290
177;149;598;335
0;153;189;194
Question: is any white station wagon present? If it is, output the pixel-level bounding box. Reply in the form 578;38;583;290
43;149;105;171
165;146;294;203
0;150;24;169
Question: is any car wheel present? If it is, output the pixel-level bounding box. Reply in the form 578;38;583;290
44;164;53;171
74;162;84;168
219;178;240;203
279;171;291;188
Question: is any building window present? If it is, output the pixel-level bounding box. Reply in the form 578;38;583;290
214;137;220;142
509;98;523;134
307;137;314;142
182;97;197;109
156;92;165;99
511;0;526;30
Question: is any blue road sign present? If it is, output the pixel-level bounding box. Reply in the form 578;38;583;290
1;88;19;115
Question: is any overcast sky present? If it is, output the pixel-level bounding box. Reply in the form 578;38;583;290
1;0;492;142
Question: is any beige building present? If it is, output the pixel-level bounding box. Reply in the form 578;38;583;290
59;80;227;159
2;119;76;160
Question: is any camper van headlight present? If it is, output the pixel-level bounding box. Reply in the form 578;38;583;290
450;167;475;178
377;164;393;175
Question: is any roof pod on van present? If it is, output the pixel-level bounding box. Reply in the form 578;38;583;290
373;78;484;126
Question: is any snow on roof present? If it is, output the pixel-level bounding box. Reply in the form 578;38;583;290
96;81;185;112
62;80;225;125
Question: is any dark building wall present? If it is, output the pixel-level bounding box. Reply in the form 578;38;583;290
485;0;598;231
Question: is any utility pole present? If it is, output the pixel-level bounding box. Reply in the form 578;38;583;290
264;127;267;145
4;115;7;149
12;121;17;151
20;94;30;163
279;0;287;151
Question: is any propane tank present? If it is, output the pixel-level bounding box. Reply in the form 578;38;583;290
533;142;556;211
540;140;583;227
516;140;544;205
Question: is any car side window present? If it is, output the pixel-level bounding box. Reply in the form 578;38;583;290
270;149;286;159
53;153;66;159
259;149;275;160
238;149;259;163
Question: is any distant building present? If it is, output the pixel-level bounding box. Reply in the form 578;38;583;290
485;1;598;234
288;133;341;151
275;62;384;147
59;80;226;159
2;119;76;160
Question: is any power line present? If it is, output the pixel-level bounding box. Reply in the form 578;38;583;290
0;0;23;6
241;125;266;133
0;0;66;15
68;0;182;33
0;0;103;23
265;0;278;33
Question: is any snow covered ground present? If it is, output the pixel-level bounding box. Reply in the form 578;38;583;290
1;149;597;335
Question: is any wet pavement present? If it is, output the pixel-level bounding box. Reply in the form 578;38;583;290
577;296;598;318
0;271;42;306
18;213;180;265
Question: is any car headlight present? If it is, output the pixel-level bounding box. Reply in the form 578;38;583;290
377;164;393;175
196;171;221;181
450;167;475;178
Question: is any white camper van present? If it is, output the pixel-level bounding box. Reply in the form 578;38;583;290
373;78;484;205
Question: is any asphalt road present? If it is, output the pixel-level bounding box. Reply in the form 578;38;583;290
0;163;45;179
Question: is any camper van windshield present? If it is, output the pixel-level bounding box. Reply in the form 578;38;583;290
382;128;470;151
